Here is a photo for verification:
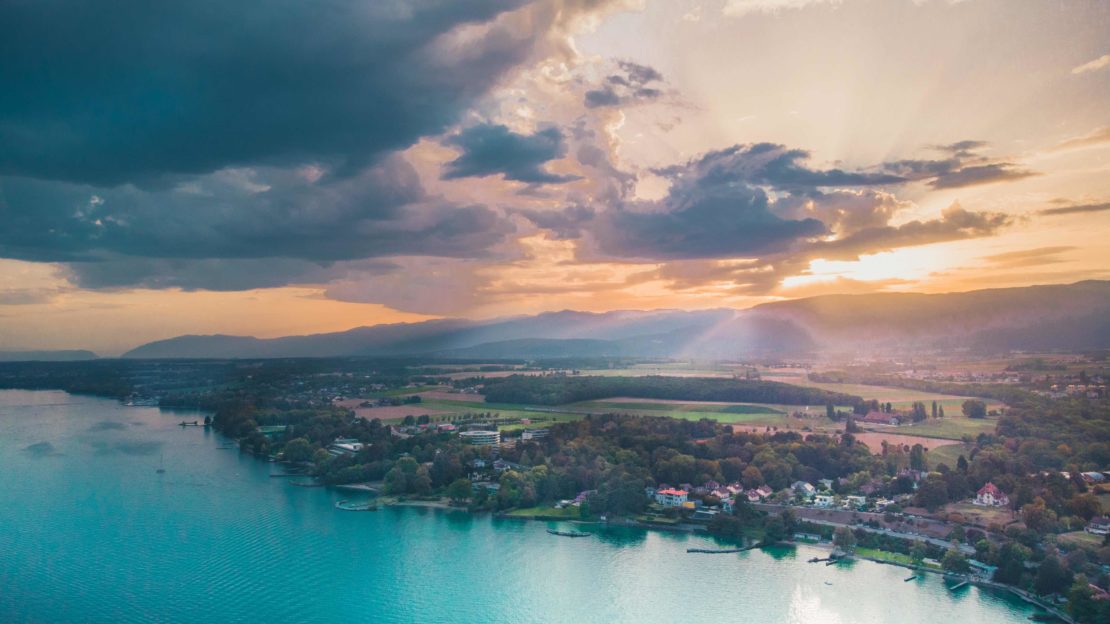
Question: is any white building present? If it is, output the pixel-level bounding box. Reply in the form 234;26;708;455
521;428;549;441
654;488;689;507
460;430;501;446
973;482;1009;507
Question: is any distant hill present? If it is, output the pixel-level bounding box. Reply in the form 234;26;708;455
0;350;98;362
122;281;1110;359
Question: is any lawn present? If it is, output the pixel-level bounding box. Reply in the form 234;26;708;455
890;415;998;441
927;443;972;470
855;547;917;567
1058;531;1103;549
505;505;588;520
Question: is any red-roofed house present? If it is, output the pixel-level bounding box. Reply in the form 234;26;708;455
859;411;900;426
974;482;1009;507
655;488;689;507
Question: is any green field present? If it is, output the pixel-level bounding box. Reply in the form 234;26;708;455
927;443;972;470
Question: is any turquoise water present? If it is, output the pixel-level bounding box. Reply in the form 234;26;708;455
0;390;1038;623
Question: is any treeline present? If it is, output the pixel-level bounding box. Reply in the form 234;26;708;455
477;375;862;407
809;371;1034;405
0;361;134;398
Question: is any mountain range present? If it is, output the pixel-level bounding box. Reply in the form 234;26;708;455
121;281;1110;359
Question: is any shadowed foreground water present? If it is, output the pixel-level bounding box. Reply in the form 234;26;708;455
0;390;1038;623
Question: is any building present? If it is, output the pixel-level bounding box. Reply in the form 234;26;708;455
974;482;1010;507
327;438;365;457
654;488;689;507
747;485;773;502
521;428;549;441
1086;517;1110;535
860;411;900;426
459;429;501;446
814;494;835;508
791;481;817;499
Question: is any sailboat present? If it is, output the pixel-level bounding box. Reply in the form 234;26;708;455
156;452;166;474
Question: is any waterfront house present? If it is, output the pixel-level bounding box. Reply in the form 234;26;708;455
654;488;689;507
1087;516;1110;535
814;494;835;508
327;438;365;457
973;482;1010;507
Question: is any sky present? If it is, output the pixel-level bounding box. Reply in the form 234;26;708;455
1;0;1108;354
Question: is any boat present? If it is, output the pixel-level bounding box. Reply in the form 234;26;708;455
547;529;592;538
904;575;918;582
178;420;200;427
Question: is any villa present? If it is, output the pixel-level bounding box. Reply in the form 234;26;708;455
654;488;689;507
1086;517;1110;536
974;482;1010;507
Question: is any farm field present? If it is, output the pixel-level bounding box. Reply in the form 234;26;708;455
761;369;1005;410
850;432;962;453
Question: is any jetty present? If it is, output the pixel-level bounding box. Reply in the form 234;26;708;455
948;580;970;591
687;544;759;554
547;529;592;538
904;575;918;582
335;500;378;512
178;420;202;427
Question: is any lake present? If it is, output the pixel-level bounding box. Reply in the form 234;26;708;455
0;390;1039;623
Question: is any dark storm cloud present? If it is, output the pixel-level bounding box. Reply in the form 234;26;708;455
442;124;581;184
584;60;667;109
0;157;514;270
0;0;533;186
927;163;1037;189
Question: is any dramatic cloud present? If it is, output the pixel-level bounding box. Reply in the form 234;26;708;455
0;157;514;288
0;1;544;186
593;184;827;260
0;0;638;291
1071;54;1110;75
1037;202;1110;217
584;61;667;108
442;124;580;184
882;142;1037;189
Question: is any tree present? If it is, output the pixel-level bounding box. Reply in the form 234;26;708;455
956;454;969;474
282;437;314;463
942;548;969;573
1034;555;1072;596
910;542;927;564
915;476;949;511
962;400;987;420
446;478;472;504
931;401;938;419
833;527;856;553
1022;498;1058;534
993;543;1031;584
909;444;927;471
826;403;836;420
763;516;787;544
